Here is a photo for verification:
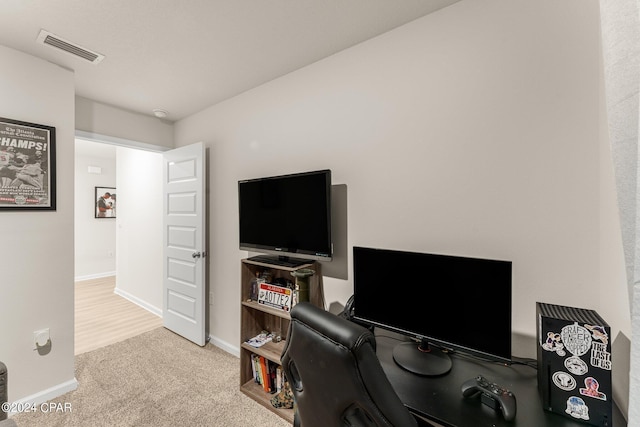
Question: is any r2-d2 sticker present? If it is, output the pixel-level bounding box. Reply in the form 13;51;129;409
565;396;589;420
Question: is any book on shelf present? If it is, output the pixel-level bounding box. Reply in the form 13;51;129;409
259;356;270;393
269;361;277;393
251;354;260;384
276;365;283;393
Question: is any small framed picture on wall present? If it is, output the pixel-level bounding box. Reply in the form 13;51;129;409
95;186;116;218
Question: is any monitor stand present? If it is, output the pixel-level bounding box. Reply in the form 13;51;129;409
249;254;311;268
392;340;452;376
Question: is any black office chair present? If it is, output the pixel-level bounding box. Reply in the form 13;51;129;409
280;302;435;427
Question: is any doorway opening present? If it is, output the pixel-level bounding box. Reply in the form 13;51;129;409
74;134;167;355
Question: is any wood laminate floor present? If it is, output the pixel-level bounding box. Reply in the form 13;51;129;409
75;276;163;355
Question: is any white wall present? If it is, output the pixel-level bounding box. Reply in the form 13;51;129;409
174;0;631;360
74;140;116;279
599;0;640;421
75;96;174;149
0;45;76;402
114;146;163;314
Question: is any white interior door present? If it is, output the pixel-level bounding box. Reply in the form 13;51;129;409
162;142;207;346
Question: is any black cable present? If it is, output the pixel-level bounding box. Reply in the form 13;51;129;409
445;348;538;370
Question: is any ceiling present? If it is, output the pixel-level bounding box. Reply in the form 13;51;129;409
0;0;461;122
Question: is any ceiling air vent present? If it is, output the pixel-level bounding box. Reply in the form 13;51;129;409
37;29;105;64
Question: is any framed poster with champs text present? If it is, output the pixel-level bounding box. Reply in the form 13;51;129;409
0;117;56;210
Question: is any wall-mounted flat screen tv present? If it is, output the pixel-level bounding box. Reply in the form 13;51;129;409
238;169;332;266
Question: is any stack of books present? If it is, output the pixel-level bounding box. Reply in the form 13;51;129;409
250;353;285;394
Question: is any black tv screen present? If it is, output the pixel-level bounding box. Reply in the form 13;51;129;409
353;246;512;376
238;169;332;264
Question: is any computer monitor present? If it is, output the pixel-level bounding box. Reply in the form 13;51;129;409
352;246;512;376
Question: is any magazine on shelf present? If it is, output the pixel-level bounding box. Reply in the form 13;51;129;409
245;332;273;348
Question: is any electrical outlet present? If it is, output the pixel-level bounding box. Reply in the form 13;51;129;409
209;292;215;305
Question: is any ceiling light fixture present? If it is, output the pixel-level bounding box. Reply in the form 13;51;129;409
153;109;168;118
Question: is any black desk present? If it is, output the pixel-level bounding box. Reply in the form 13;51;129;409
375;332;626;427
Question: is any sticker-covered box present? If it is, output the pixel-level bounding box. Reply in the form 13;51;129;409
536;302;612;426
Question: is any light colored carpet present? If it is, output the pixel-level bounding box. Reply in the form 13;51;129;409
12;327;292;427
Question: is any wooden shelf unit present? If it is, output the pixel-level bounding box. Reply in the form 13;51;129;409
239;258;324;423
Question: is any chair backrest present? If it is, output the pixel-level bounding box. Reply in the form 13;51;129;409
280;302;420;427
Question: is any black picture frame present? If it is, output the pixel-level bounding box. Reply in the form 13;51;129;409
95;186;116;218
0;117;56;210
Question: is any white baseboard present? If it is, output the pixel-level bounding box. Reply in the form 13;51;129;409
209;335;239;358
74;271;116;282
113;287;162;317
8;378;78;417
